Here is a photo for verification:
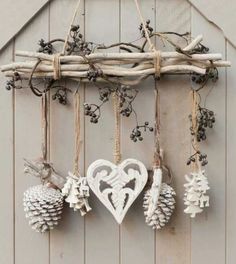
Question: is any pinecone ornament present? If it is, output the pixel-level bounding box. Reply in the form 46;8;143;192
23;184;64;233
143;168;176;229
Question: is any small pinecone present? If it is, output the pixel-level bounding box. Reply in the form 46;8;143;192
23;185;64;233
143;183;176;229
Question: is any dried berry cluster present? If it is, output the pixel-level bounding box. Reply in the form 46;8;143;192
67;25;92;55
189;107;215;142
5;72;22;90
84;103;100;123
87;66;103;82
38;39;53;54
84;84;153;142
130;122;153;142
52;88;68;105
191;68;218;87
187;151;208;167
191;43;209;54
139;19;154;38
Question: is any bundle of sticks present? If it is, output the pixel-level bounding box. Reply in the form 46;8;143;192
0;35;230;85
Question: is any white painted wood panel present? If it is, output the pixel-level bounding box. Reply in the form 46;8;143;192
226;41;236;264
49;1;85;263
0;1;235;264
0;43;14;264
191;7;226;264
84;1;120;264
120;1;155;264
14;7;50;264
189;0;236;47
155;1;192;262
0;0;50;51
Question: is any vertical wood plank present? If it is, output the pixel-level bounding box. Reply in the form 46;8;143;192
84;0;120;263
120;1;155;264
226;41;236;264
49;0;85;263
155;1;192;263
14;7;50;264
0;44;14;264
191;7;226;264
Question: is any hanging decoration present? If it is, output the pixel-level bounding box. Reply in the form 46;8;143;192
23;184;64;233
62;90;91;215
143;85;176;229
23;93;65;232
184;90;210;217
87;93;148;224
0;0;231;228
0;0;230;145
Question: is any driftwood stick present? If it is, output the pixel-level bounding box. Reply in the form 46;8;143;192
4;64;206;78
183;35;203;51
15;50;223;62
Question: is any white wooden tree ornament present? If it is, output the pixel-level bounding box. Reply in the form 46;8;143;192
62;172;91;216
183;170;210;217
87;158;148;224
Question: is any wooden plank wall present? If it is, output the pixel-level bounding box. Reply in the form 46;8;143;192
0;0;235;264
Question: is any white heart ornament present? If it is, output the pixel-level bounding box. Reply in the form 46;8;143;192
87;159;148;224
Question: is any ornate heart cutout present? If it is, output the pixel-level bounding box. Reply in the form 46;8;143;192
87;159;148;224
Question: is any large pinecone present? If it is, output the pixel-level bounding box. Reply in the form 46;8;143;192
143;183;176;229
23;185;64;233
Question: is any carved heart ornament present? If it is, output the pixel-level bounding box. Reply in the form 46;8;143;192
87;159;148;224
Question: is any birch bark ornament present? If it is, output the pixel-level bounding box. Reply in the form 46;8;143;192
62;90;91;215
87;93;148;224
143;85;176;229
183;90;210;217
23;93;64;232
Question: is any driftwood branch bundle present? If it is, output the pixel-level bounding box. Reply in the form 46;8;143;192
0;35;231;85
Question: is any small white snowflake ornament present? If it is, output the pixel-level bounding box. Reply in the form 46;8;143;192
183;170;210;217
62;172;91;216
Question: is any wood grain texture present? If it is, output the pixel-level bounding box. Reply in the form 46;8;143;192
49;1;85;264
14;6;50;264
226;41;236;264
0;43;14;264
155;2;191;263
120;1;155;264
84;1;120;264
191;7;226;264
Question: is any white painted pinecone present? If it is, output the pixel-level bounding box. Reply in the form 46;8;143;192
23;185;64;233
143;183;176;229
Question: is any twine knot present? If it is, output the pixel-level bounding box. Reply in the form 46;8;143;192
153;50;161;79
53;54;61;80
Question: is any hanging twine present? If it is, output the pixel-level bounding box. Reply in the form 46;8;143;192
73;90;82;176
113;93;121;165
62;0;82;55
190;90;201;171
153;84;162;168
133;0;161;78
41;93;48;161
